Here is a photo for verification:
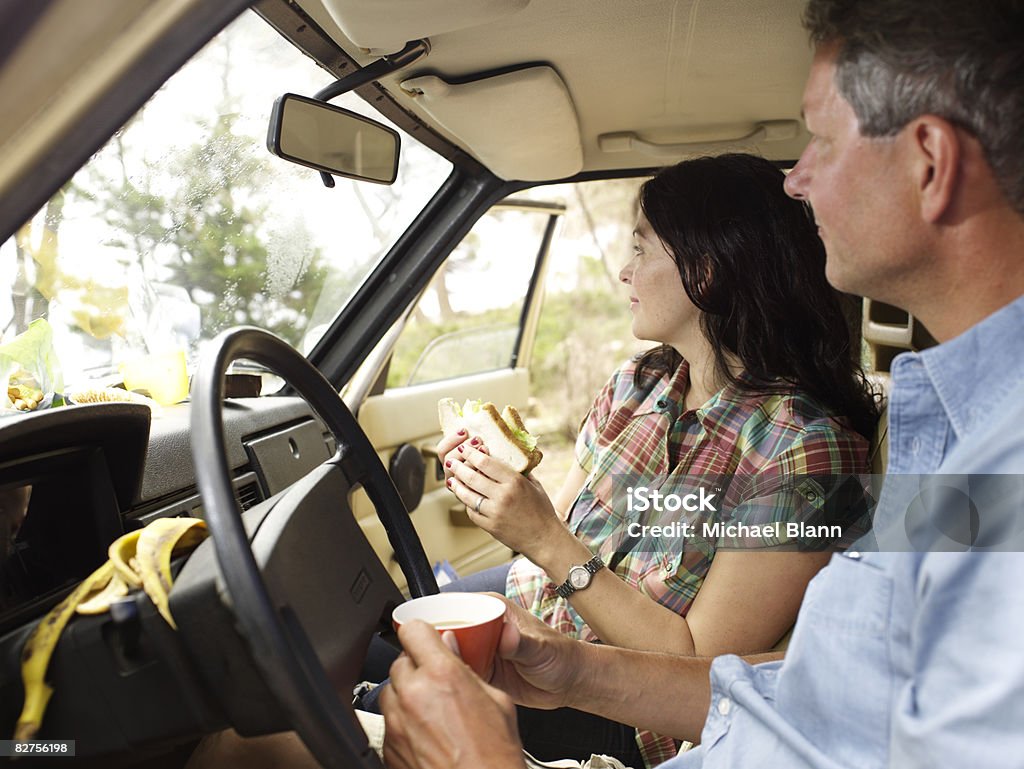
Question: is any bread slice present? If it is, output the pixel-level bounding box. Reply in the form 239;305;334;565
437;398;543;473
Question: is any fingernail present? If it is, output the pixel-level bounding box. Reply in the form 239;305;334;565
470;437;480;446
457;428;467;436
446;478;452;488
457;446;464;453
444;459;452;468
441;630;462;657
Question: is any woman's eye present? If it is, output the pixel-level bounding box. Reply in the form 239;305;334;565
632;245;643;256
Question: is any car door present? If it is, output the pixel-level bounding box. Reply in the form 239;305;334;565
348;199;564;590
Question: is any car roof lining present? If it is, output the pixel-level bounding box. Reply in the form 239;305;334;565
294;0;815;182
318;0;531;55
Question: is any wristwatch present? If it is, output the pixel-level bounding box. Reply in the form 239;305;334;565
554;555;605;599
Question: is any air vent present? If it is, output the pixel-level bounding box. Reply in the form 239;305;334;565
236;481;263;511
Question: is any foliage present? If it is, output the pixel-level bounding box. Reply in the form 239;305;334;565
157;114;327;348
386;304;522;388
62;111;328;358
531;256;643;437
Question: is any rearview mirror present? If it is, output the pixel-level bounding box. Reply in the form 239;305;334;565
267;93;400;184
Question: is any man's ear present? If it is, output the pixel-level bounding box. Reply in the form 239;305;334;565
911;116;961;223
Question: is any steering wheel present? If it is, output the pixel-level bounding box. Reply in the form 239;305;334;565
190;326;439;768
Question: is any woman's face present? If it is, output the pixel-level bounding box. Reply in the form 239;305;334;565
620;213;699;349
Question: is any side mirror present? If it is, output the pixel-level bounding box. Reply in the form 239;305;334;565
266;93;400;184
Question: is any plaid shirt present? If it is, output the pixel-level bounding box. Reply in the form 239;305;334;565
505;357;869;767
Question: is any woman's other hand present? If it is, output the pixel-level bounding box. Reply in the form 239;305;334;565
435;429;468;483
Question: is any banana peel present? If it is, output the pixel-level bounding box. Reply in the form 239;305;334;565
134;517;207;629
107;529;144;589
14;561;115;741
76;573;129;615
14;517;208;741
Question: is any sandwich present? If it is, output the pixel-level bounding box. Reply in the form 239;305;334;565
437;398;543;474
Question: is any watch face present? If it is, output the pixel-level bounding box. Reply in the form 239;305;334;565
568;566;590;589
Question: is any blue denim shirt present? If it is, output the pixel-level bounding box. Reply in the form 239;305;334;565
665;294;1024;768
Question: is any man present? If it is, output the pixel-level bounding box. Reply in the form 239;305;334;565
380;1;1024;767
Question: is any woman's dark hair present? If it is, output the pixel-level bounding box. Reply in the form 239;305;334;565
635;153;879;439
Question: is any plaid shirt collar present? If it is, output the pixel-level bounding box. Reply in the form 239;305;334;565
651;359;777;445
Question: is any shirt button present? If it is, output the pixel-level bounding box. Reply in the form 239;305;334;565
656;399;668;410
911;436;922;454
717;698;732;716
845;551;861;560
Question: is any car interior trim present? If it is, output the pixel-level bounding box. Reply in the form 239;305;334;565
401;65;583;181
598;119;801;157
319;0;531;54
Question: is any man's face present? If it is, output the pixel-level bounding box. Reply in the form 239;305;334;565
784;43;920;302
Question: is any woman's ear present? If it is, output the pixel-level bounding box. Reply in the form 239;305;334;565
911;115;962;223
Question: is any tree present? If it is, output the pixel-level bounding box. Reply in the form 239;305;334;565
10;193;63;336
158;111;326;348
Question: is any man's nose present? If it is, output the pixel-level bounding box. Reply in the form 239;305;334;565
784;157;809;200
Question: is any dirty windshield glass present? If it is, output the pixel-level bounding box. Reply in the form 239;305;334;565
0;11;451;403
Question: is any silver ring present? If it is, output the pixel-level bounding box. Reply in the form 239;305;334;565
474;495;484;513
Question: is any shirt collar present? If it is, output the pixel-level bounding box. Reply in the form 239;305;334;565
651;361;778;442
902;293;1024;441
648;358;691;414
694;370;768;442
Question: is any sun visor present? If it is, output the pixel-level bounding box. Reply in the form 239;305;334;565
401;67;583;181
321;0;531;53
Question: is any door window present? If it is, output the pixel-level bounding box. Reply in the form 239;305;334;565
386;204;561;389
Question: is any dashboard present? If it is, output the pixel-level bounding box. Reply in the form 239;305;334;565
0;394;411;758
0;396;331;639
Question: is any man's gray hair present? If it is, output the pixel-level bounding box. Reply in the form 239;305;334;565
803;0;1024;214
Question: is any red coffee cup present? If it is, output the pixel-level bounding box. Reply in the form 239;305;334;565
391;593;506;676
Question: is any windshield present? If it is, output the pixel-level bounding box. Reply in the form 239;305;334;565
0;10;451;394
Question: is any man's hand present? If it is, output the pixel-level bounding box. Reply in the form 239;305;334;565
487;596;586;709
380;620;527;769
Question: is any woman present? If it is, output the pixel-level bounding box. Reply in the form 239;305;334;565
370;153;878;767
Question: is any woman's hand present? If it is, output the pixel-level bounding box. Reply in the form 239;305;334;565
435;429;469;483
445;444;570;564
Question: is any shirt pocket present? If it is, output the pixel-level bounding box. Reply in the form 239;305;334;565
594;409;670;485
775;552;895;768
634;516;697;598
637;549;685;602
